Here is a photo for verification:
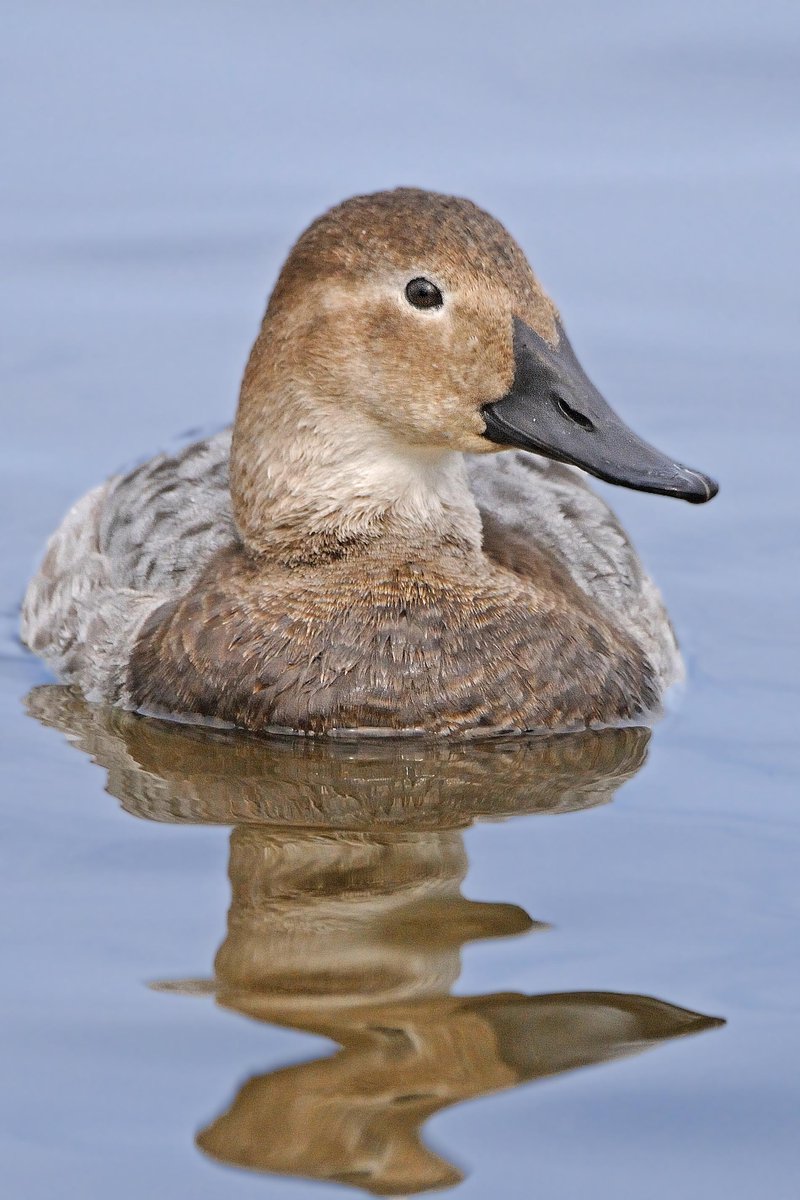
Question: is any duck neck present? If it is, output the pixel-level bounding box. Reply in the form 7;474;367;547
230;388;484;566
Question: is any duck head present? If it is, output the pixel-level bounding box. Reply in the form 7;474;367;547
232;189;716;556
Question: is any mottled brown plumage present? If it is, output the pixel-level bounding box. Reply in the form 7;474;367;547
122;189;670;735
23;187;710;735
128;537;658;736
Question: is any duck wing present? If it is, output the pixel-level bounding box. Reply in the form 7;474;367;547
21;430;236;702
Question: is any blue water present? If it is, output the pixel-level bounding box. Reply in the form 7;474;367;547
2;1;798;1196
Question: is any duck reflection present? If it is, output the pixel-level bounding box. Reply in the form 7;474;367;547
27;687;724;1197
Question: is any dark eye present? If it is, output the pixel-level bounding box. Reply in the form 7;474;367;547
405;277;443;310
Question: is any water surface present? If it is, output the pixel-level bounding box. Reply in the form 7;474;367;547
2;2;798;1197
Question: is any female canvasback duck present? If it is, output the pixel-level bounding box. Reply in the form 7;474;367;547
22;188;717;738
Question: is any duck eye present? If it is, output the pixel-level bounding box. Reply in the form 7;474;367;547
405;277;443;310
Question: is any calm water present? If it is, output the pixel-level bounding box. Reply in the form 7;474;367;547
2;2;798;1197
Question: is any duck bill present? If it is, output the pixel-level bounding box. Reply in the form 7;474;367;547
482;317;718;503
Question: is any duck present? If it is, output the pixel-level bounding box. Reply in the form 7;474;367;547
21;187;718;738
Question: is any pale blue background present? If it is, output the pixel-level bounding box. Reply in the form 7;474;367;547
2;2;798;1197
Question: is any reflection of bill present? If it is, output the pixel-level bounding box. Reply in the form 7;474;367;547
26;687;725;1197
181;827;722;1196
200;992;718;1195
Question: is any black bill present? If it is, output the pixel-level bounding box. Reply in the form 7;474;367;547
482;317;718;503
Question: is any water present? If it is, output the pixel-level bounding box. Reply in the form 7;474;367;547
2;1;798;1197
